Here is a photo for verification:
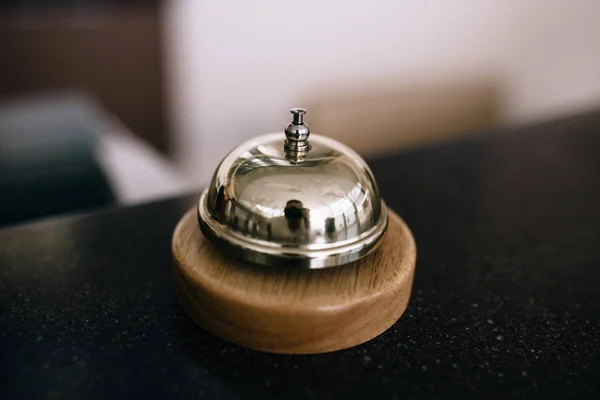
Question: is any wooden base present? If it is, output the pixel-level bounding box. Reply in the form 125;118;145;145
172;207;416;354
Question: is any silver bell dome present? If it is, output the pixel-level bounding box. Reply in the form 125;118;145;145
198;108;388;269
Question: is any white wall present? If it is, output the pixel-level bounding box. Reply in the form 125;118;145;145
164;0;600;185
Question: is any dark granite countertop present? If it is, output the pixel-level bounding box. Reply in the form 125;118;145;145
2;111;600;399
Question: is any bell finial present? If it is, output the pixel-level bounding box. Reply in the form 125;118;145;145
284;108;311;158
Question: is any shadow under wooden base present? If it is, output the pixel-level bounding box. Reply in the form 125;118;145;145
172;207;416;354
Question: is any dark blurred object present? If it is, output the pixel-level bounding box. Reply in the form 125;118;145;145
0;2;161;10
0;93;115;227
0;3;168;153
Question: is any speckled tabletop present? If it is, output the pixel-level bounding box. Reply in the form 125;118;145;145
1;112;600;399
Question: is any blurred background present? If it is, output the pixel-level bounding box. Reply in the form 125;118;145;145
1;0;600;226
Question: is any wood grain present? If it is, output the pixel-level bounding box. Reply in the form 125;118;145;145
172;207;416;354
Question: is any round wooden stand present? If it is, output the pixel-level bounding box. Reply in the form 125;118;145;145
172;207;416;354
